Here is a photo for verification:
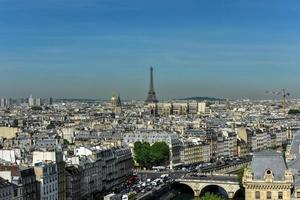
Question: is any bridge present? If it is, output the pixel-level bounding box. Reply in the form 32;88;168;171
174;175;241;199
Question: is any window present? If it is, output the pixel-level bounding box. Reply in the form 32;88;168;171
278;192;283;199
267;191;272;199
14;189;18;197
255;191;260;199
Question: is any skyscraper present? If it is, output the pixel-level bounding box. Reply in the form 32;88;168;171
0;98;5;107
35;98;41;106
28;95;34;107
145;67;158;103
49;97;53;105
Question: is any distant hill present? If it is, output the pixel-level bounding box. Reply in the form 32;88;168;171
179;96;225;101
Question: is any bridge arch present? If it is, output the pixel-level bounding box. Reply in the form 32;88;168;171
232;189;244;199
199;184;228;199
171;182;198;197
175;178;241;199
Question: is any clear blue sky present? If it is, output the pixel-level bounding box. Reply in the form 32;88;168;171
0;0;299;100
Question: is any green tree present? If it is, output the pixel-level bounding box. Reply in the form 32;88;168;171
270;144;277;150
150;141;169;166
237;166;246;193
63;139;70;145
288;109;300;115
46;123;56;130
31;106;43;111
133;141;144;165
133;141;151;168
133;141;169;169
200;193;225;200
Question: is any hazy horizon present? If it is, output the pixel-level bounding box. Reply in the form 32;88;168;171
1;0;299;100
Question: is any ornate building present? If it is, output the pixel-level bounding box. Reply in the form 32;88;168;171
243;150;293;200
110;94;122;113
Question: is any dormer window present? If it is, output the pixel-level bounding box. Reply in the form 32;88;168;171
264;169;274;182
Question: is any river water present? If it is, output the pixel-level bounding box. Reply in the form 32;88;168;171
173;193;244;200
173;193;198;200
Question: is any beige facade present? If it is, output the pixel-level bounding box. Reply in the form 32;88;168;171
197;102;206;114
180;142;210;165
33;150;66;200
243;167;293;200
0;127;19;139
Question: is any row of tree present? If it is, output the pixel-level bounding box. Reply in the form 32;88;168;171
133;141;169;169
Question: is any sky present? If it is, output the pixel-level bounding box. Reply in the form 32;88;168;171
0;0;300;100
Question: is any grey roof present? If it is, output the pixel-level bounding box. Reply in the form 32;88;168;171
251;150;287;181
290;131;300;155
287;131;300;180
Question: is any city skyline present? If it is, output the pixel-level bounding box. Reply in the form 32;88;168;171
1;0;300;99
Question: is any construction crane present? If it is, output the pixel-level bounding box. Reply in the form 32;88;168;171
266;89;290;113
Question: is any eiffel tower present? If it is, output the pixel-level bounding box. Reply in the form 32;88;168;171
145;67;158;103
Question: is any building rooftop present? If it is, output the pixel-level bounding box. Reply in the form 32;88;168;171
251;150;287;181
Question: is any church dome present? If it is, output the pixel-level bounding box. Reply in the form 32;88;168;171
111;94;121;107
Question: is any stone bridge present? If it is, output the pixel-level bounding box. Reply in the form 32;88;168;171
175;175;241;199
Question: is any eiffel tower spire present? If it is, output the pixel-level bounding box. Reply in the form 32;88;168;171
145;67;158;103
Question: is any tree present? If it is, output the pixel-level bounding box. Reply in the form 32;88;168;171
31;106;43;111
270;144;277;150
133;141;169;169
200;193;225;200
150;141;169;166
133;141;151;168
63;139;70;145
12;119;18;127
288;109;300;115
237;166;246;193
46;123;56;130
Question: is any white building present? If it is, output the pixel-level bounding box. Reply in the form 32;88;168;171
34;161;58;200
69;146;133;199
0;149;21;164
28;95;34;107
198;102;207;114
35;98;41;106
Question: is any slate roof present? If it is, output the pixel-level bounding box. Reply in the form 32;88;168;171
287;131;300;186
251;150;287;181
290;131;300;155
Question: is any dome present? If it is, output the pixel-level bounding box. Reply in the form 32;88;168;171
111;94;121;107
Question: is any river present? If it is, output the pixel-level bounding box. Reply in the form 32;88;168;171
173;192;245;200
173;193;198;200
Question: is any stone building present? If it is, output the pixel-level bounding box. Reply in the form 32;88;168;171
70;146;133;199
180;141;210;165
285;131;300;199
0;177;13;200
34;161;59;200
243;150;293;200
0;165;37;200
32;149;66;200
65;165;81;200
110;94;122;113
